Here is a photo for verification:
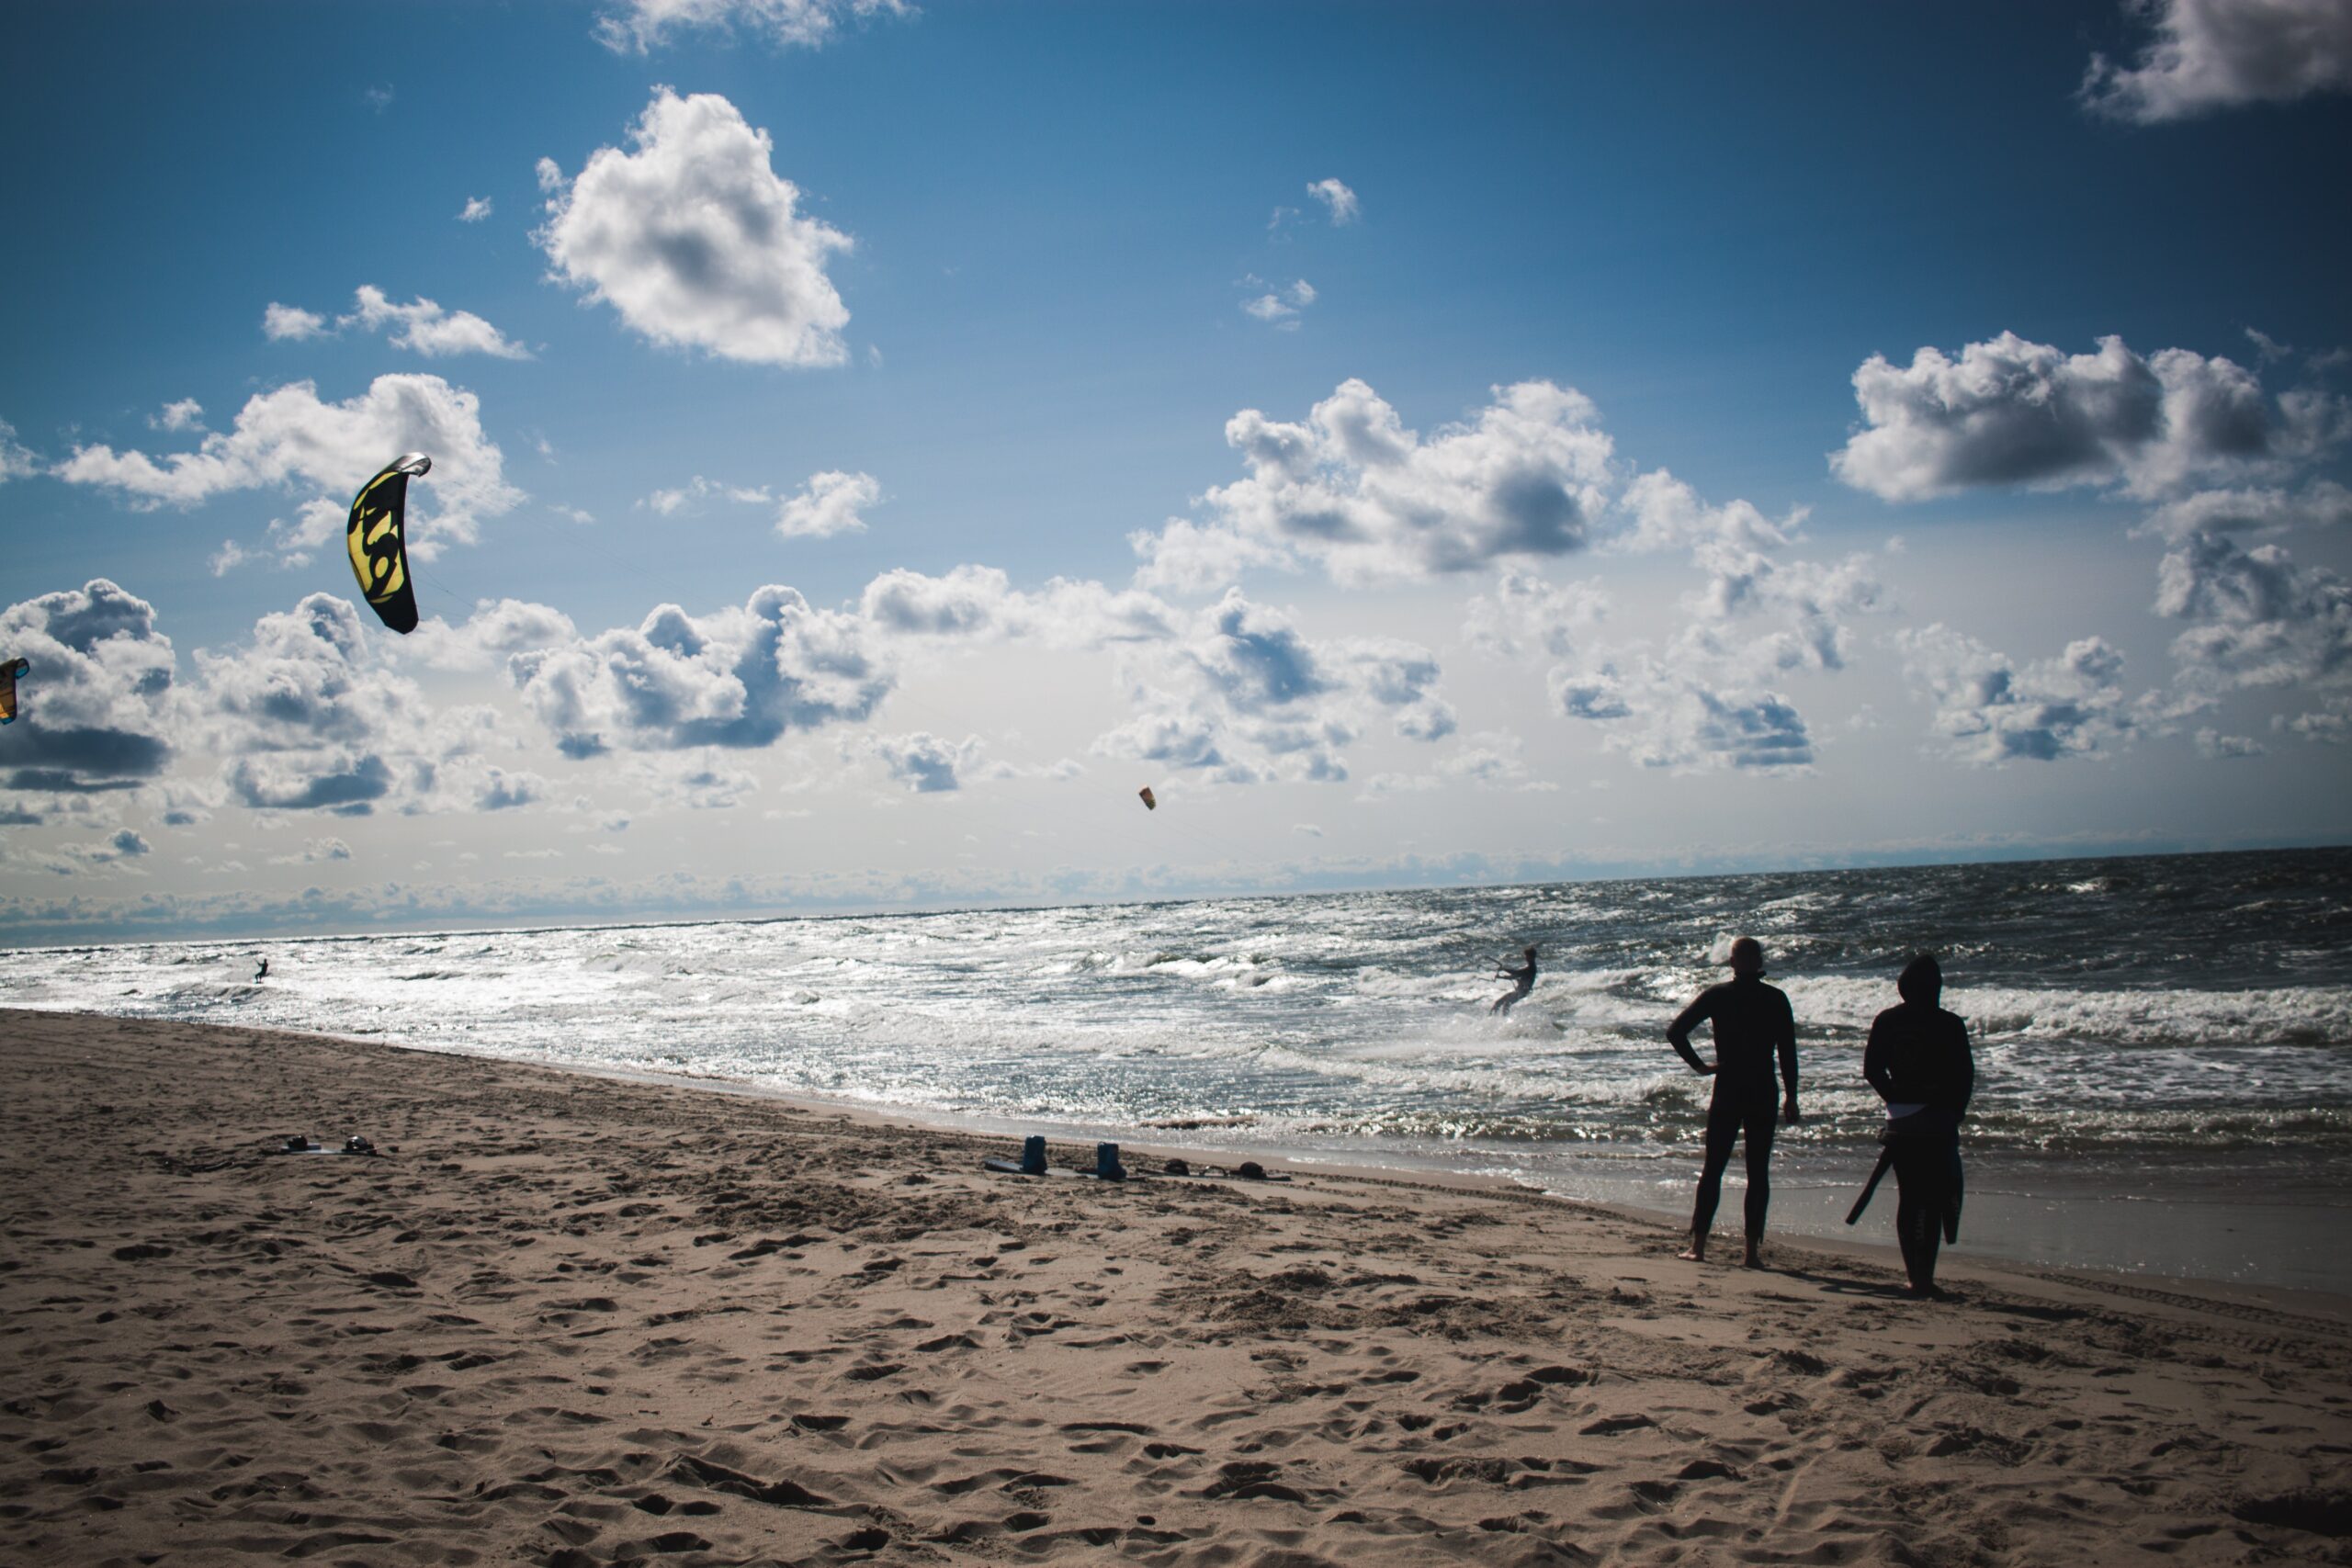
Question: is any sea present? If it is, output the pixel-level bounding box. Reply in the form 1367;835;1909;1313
6;848;2348;1293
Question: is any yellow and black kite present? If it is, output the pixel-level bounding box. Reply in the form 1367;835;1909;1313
345;453;432;633
0;657;26;725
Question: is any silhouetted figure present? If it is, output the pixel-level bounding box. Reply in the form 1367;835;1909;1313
254;957;269;980
1490;945;1537;1015
1863;953;1973;1299
1668;936;1801;1267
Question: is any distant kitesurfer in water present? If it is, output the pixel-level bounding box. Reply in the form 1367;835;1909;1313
1863;953;1973;1299
254;957;268;980
1490;945;1538;1015
1667;936;1800;1268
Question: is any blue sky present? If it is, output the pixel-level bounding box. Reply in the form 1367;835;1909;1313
3;0;2348;942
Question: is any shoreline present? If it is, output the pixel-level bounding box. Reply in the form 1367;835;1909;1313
401;1029;2352;1301
6;1008;2350;1565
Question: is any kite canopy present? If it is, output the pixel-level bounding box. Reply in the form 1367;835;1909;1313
1137;785;1157;810
0;657;26;725
345;452;432;634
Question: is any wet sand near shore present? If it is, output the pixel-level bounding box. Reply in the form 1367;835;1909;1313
4;1008;2349;1566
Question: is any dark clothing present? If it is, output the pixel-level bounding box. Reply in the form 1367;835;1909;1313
1669;975;1798;1245
1491;957;1536;1016
1668;976;1799;1100
1694;1091;1778;1243
1862;1002;1973;1115
1863;1001;1973;1291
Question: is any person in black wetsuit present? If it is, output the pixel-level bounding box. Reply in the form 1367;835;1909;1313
1863;953;1973;1299
1490;945;1538;1015
1667;936;1800;1267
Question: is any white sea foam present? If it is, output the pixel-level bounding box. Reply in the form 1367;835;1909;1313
6;852;2346;1169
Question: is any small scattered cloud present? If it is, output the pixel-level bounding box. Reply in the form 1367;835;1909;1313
271;836;354;864
151;399;204;433
775;468;878;538
2194;727;2266;758
1240;277;1316;330
2154;528;2352;727
2081;0;2352;123
594;0;912;54
458;196;493;223
536;88;853;368
870;731;984;793
1306;176;1360;224
363;84;394;113
2139;478;2352;540
1090;589;1453;785
643;474;772;515
344;285;532;359
263;302;328;342
0;419;40;481
1897;626;2138;763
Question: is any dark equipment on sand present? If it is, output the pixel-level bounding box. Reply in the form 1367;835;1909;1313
983;1134;1050;1176
1845;1145;1895;1225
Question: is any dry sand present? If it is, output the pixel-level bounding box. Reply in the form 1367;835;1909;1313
4;1008;2349;1567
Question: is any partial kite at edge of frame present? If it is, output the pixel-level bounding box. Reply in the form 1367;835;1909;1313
0;657;26;725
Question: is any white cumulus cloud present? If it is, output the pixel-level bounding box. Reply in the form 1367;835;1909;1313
195;593;430;814
0;580;180;794
1134;378;1615;588
1830;332;2346;502
458;196;493;222
2081;0;2352;122
537;88;853;368
505;586;892;756
54;374;523;556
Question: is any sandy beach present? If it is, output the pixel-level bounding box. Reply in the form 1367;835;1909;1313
4;1008;2349;1567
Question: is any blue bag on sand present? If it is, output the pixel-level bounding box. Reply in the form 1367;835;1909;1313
1094;1142;1125;1181
1022;1134;1048;1175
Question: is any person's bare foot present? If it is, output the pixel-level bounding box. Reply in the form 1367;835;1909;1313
1677;1247;1705;1262
1742;1242;1764;1269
